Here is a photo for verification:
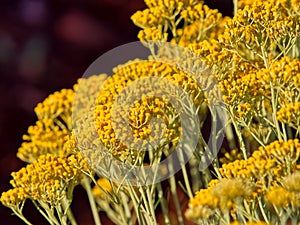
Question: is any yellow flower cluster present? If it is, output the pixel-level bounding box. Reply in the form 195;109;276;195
1;153;86;207
265;186;300;208
73;74;108;120
132;0;228;45
191;39;241;80
94;60;203;163
17;119;70;162
17;74;108;163
35;88;74;130
220;1;300;68
138;27;168;42
186;178;253;222
0;187;28;209
221;139;300;184
187;139;300;224
17;88;74;163
216;56;300;141
265;171;300;209
277;102;300;127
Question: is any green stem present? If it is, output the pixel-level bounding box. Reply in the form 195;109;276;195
157;183;171;225
169;174;184;225
127;185;144;225
233;0;238;16
62;197;77;225
258;197;269;224
270;82;282;141
230;108;248;159
120;191;133;225
82;176;102;225
12;208;33;225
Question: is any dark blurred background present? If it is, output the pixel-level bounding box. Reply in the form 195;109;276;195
0;0;232;224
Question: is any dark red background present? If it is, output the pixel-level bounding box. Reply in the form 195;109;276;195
0;0;232;224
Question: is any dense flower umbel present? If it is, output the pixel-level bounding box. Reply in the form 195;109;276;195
131;0;228;45
187;139;300;224
219;0;300;68
18;88;74;162
17;119;70;162
17;74;107;163
94;60;204;163
1;153;86;206
0;187;29;209
185;178;254;223
221;139;300;185
277;102;300;129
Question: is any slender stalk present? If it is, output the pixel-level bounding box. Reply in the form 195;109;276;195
169;174;184;225
62;197;77;225
12;209;33;225
270;82;282;141
233;0;238;16
178;148;193;199
34;200;60;225
157;183;171;225
258;197;269;224
230;108;248;159
146;187;158;225
82;176;102;225
127;185;144;225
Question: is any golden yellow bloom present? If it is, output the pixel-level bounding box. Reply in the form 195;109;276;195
34;88;74;130
17;74;107;163
17;119;70;162
277;102;300;128
9;153;84;206
210;178;254;209
186;178;254;222
137;27;168;42
0;187;29;208
220;1;300;68
221;139;300;191
132;0;228;45
189;189;219;209
265;186;300;208
94;60;203;163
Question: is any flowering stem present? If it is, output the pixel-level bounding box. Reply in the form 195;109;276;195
178;148;193;199
157;183;171;225
258;197;269;224
233;0;238;16
270;82;282;141
230;108;248;159
169;174;184;225
62;197;77;225
82;176;102;225
12;209;33;225
120;191;134;225
127;184;144;225
34;200;60;225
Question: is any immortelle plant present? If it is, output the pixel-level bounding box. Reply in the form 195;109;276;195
1;0;300;225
